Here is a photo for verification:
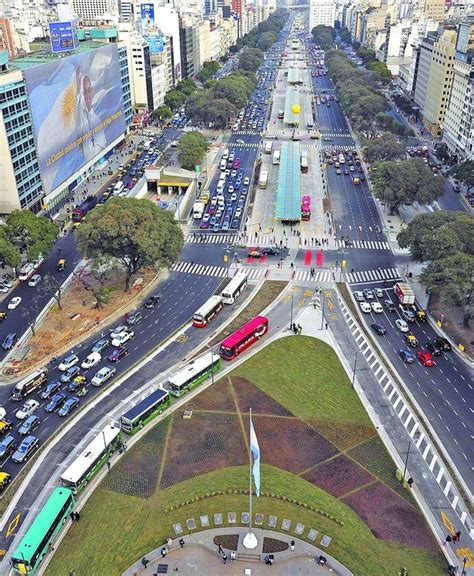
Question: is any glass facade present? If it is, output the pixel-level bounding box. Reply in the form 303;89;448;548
0;80;43;212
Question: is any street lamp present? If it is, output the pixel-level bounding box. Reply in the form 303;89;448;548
351;350;358;389
402;439;412;483
320;292;326;330
289;294;294;331
205;344;215;387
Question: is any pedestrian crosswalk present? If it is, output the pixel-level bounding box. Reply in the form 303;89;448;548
228;141;259;148
186;233;282;247
335;239;391;251
294;269;332;283
321;132;353;138
321;144;357;151
172;261;265;279
346;267;401;284
187;233;236;244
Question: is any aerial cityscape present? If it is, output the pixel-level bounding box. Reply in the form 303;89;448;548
0;0;472;574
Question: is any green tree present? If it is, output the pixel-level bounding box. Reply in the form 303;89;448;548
177;131;209;170
364;133;406;163
450;160;474;193
6;210;58;262
238;47;264;72
197;61;220;83
257;31;277;51
371;161;409;213
339;28;352;44
0;226;21;269
397;211;474;262
311;25;335;50
152;105;172;122
212;75;253;109
164;90;186;111
356;46;377;64
176;79;196;96
421;253;474;328
367;61;392;84
76;197;183;292
206;98;237;128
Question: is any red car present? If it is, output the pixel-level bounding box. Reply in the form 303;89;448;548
417;351;436;367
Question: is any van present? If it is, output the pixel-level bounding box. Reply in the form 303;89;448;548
217;181;225;194
306;121;314;129
144;140;152;150
220;159;227;170
114;181;124;194
222;149;229;160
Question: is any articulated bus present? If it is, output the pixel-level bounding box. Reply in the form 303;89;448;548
192;295;223;327
60;424;121;493
219;316;269;360
167;352;221;397
121;388;170;434
11;487;74;575
221;272;248;304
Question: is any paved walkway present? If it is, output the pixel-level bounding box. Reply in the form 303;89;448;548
124;528;348;576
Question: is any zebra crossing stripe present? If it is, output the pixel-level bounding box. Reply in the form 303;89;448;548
346;267;401;284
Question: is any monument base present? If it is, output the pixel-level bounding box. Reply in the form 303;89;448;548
243;531;258;549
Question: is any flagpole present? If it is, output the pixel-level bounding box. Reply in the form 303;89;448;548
249;407;253;538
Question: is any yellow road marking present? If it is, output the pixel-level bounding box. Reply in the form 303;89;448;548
441;512;456;534
303;289;314;297
6;513;20;538
456;548;474;567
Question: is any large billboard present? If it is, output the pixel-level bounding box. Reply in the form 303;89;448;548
24;44;125;194
49;21;78;54
140;3;164;53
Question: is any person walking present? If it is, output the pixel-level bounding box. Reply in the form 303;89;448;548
290;540;295;551
223;553;228;565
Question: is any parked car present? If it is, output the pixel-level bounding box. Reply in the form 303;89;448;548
58;354;79;372
7;297;21;310
2;332;17;350
58;397;80;417
363;289;374;300
12;435;39;463
353;291;364;302
371;302;383;313
359;302;371;313
18;415;41;436
15;399;39;421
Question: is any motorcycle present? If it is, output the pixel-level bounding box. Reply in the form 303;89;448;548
77;387;88;397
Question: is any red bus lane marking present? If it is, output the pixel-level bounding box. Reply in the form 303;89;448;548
304;250;312;266
316;250;324;267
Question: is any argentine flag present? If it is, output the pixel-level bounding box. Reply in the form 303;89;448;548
250;416;261;496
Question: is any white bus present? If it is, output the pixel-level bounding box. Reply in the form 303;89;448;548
11;368;48;401
264;141;273;154
192;295;223;327
221;272;248;304
259;170;269;189
167;352;221;397
272;150;281;165
60;424;121;493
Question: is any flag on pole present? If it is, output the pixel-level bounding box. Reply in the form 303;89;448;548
249;415;261;496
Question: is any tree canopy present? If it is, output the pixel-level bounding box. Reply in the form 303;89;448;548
76;197;183;292
2;210;58;266
164;90;186;111
257;31;278;51
177;131;209;170
196;60;220;83
238;47;264;72
152;105;172;122
450;160;474;192
371;158;444;214
363;133;406;163
311;25;335;50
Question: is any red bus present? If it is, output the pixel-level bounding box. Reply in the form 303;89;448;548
219;316;269;360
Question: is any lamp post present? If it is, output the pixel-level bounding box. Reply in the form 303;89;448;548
205;344;215;387
402;439;412;482
320;292;326;330
351;350;358;389
289;294;294;331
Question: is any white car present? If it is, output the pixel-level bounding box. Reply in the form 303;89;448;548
395;319;409;333
371;302;383;313
7;297;21;310
28;274;42;287
91;366;116;387
110;324;128;339
111;329;134;347
58;354;79;372
353;291;364;302
0;286;9;294
81;352;101;370
228;185;234;194
374;288;384;298
15;399;39;420
363;289;374;300
243;177;250;185
360;302;371;313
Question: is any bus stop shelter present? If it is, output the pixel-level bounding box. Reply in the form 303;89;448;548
283;88;300;126
287;67;301;84
275;141;301;222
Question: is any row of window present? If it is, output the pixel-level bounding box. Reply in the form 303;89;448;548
0;85;26;103
2;99;29;119
13;150;38;172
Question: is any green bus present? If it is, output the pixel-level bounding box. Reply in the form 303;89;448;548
120;388;171;434
11;486;74;575
167;352;221;397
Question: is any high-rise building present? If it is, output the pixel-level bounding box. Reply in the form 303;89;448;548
0;18;16;59
309;0;335;30
72;0;120;21
442;20;474;160
423;0;446;22
0;40;132;214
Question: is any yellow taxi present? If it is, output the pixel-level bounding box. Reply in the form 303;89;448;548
57;258;66;271
0;471;11;493
0;420;13;436
0;312;6;322
404;334;419;348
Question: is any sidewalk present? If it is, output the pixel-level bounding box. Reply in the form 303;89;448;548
123;528;348;576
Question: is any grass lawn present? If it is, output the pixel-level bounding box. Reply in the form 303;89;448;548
45;338;446;576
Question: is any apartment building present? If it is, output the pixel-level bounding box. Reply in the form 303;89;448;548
309;0;336;30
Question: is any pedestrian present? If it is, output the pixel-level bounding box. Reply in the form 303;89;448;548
218;543;224;555
223;553;227;564
325;321;328;330
161;547;168;558
167;537;173;549
107;460;111;473
74;511;80;521
443;534;452;546
304;239;307;246
230;551;236;561
297;324;302;335
70;512;75;522
290;540;295;551
290;262;294;269
141;557;149;568
179;538;185;548
455;530;461;542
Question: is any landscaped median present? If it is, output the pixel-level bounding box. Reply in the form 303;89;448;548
45;337;445;576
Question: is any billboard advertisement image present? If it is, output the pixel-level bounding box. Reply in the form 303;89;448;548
24;44;125;194
49;21;78;54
